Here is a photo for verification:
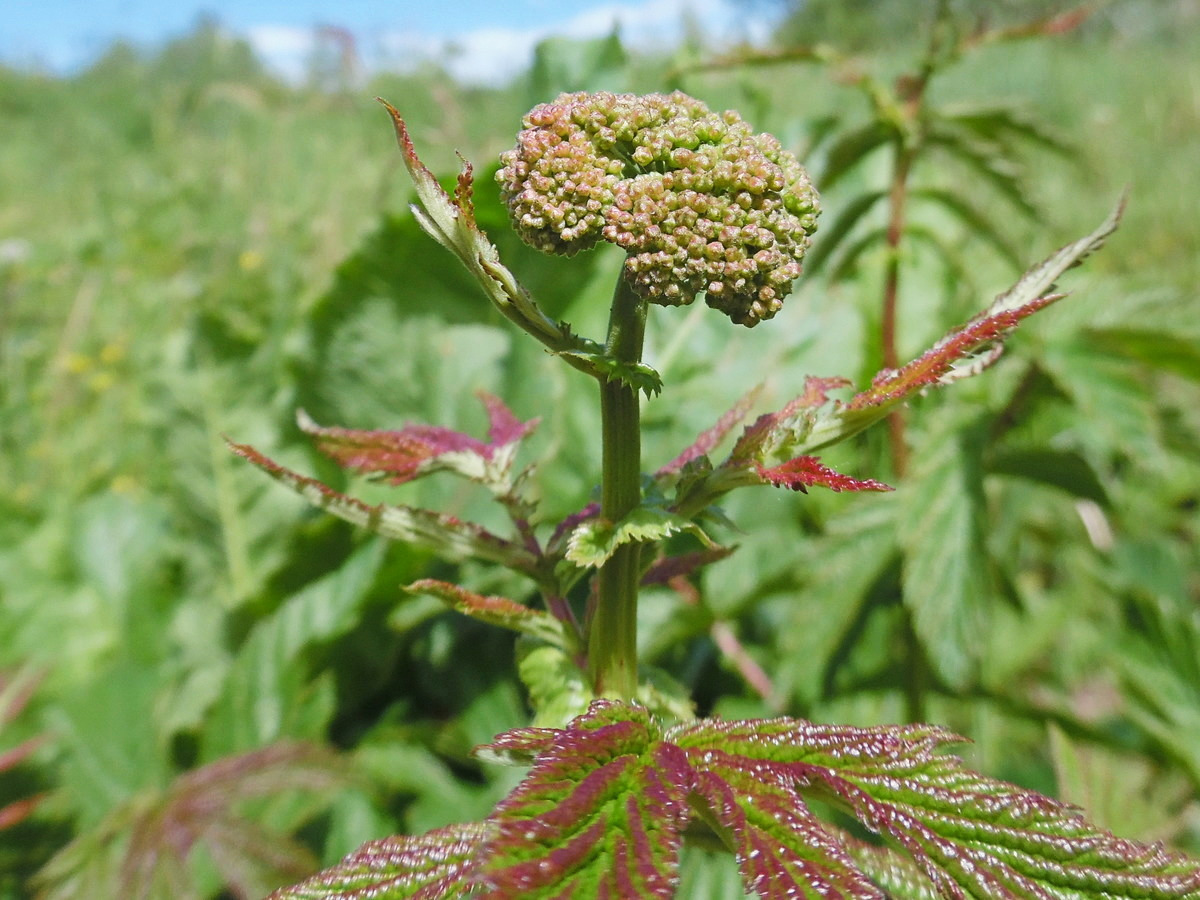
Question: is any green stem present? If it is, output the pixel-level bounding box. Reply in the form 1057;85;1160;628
587;275;647;700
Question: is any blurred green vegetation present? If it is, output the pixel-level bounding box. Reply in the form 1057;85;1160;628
0;4;1197;896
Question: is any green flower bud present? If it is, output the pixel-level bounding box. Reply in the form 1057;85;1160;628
497;91;820;326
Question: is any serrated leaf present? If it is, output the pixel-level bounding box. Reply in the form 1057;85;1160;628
38;742;346;900
670;713;1200;900
277;702;1200;899
900;414;991;688
477;703;690;898
268;822;489;899
657;386;761;477
565;506;707;568
941;104;1076;160
758;455;893;494
298;392;538;489
405;579;573;650
227;440;539;577
555;350;664;398
378;100;571;348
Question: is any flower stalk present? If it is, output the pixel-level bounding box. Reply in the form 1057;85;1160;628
587;276;648;699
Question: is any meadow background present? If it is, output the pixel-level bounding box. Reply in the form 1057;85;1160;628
1;0;1198;896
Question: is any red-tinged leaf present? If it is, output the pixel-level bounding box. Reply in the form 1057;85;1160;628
404;579;573;648
273;702;1200;899
758;456;893;494
268;822;490;900
847;294;1058;410
0;734;47;774
298;392;537;487
378;99;567;346
967;5;1092;46
641;546;737;586
658;386;762;476
670;715;1200;900
0;793;47;830
479;391;536;447
729;377;852;464
478;702;692;899
454;151;476;225
474;726;561;767
689;755;881;899
548;502;600;554
228;439;540;576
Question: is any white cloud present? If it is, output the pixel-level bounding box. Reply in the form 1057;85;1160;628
245;1;783;86
380;0;781;86
245;24;318;82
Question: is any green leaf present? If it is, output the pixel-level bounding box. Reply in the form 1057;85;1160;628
900;413;991;688
554;350;664;397
802;189;886;276
818;121;894;192
514;642;594;731
1081;326;1200;382
565;505;707;568
924;120;1039;220
201;540;386;759
776;499;900;706
986;448;1109;504
941;104;1076;160
911;187;1023;269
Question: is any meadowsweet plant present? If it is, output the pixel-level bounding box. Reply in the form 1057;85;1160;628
232;91;1200;898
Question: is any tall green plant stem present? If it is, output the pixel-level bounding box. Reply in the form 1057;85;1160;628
587;275;648;700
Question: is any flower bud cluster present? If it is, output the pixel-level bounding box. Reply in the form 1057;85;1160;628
497;91;819;326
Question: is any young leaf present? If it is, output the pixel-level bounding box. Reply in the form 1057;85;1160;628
657;386;761;477
297;392;538;489
378;99;571;347
227;440;540;576
794;197;1126;453
404;579;574;650
565;506;712;569
757;456;893;494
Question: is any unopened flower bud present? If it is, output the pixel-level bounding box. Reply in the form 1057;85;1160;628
497;91;820;326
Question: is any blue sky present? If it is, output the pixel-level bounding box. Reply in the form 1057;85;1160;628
3;0;782;83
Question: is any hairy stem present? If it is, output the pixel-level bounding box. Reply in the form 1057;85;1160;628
587;275;648;700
